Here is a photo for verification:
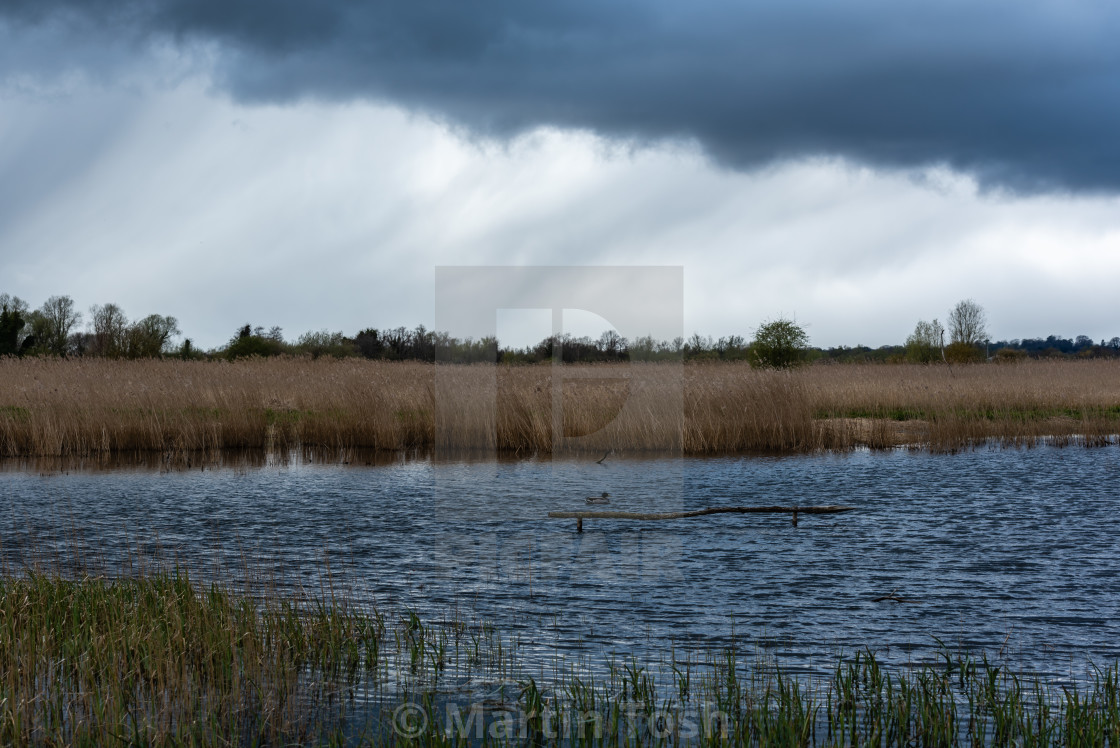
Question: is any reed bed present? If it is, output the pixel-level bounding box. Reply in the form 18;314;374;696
2;570;1119;745
0;572;368;744
803;360;1120;452
2;357;1119;458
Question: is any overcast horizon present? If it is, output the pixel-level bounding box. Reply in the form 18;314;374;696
3;1;1119;351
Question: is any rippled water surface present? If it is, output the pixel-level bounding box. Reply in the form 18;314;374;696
3;446;1118;677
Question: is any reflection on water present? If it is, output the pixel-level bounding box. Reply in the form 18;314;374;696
2;445;1118;678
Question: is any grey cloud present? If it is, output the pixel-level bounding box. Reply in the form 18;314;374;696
3;0;1120;191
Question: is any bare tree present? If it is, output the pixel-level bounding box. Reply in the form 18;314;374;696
295;329;350;359
89;303;130;357
37;295;82;355
597;329;625;357
127;314;181;358
0;293;28;316
948;299;988;346
687;332;713;354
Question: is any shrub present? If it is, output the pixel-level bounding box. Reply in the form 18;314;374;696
750;318;809;369
944;341;984;363
994;347;1027;363
225;325;286;360
294;330;357;359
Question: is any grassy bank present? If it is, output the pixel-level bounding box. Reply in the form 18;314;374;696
1;571;1118;745
1;357;1119;458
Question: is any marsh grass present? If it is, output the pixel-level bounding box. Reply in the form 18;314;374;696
2;570;1118;745
2;357;1118;458
0;571;383;744
0;567;522;746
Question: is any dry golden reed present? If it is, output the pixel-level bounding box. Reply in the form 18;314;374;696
1;357;1118;458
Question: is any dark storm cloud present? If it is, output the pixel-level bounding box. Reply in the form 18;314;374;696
3;0;1120;192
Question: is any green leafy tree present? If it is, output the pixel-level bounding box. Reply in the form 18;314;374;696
23;310;51;355
905;318;944;363
0;293;29;346
1;294;35;354
750;317;810;369
0;304;25;356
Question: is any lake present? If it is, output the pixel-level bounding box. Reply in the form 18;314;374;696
2;444;1118;682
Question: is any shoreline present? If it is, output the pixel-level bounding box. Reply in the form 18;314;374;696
3;432;1118;474
3;357;1119;458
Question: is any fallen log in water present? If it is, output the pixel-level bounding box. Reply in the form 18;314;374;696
549;505;856;532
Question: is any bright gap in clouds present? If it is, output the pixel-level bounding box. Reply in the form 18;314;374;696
1;79;1119;351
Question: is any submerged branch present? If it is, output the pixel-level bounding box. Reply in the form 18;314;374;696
548;505;856;520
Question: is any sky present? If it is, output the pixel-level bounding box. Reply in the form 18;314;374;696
1;0;1119;350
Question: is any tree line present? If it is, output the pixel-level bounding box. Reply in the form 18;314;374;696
900;299;1120;364
3;292;1118;366
1;294;179;359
